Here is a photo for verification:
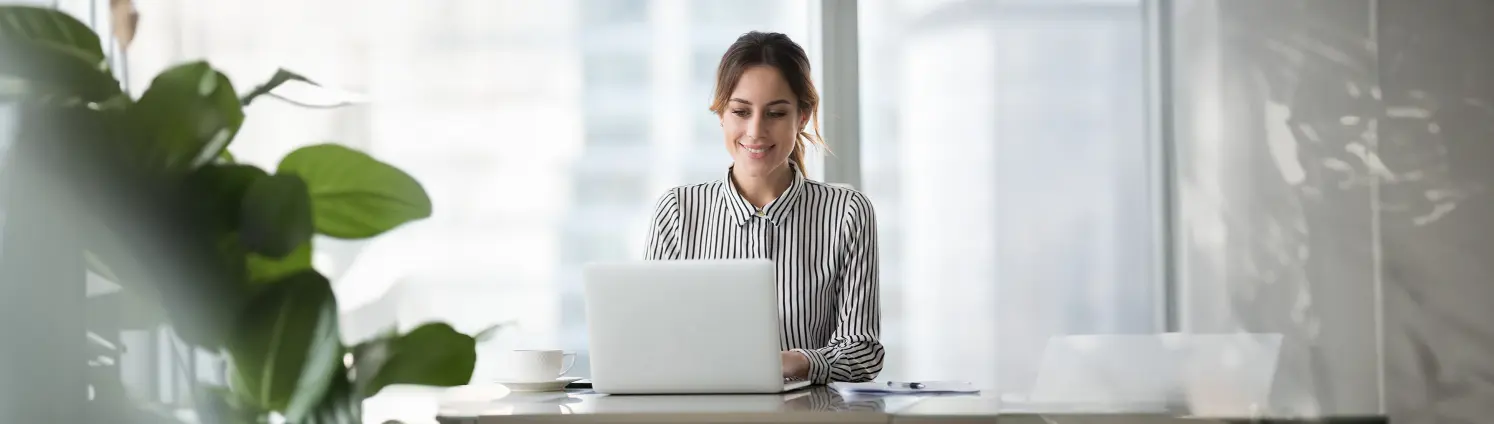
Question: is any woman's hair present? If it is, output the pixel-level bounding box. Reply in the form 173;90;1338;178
709;31;824;176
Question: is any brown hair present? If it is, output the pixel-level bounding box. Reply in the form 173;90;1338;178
709;31;824;177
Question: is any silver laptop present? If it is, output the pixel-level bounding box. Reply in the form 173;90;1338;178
583;259;812;394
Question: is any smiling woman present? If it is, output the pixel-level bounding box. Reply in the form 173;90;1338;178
709;31;825;182
645;31;884;385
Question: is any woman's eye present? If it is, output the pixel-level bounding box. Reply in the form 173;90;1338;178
732;110;750;117
767;111;788;119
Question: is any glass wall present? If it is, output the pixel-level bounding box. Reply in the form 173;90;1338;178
1169;0;1383;416
858;0;1159;393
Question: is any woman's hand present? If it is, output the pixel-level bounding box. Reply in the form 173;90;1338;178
781;350;810;380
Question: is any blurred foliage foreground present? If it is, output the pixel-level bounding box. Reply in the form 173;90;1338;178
1;6;485;424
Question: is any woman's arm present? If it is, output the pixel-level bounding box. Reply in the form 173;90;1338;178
644;189;682;260
792;192;884;384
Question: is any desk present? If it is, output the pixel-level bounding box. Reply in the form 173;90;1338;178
368;385;1384;424
426;385;910;424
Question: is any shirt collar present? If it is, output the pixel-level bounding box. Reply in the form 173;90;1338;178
719;162;806;227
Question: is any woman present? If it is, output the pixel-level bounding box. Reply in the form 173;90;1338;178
644;31;883;384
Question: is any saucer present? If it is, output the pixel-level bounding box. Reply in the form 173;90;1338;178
495;377;583;392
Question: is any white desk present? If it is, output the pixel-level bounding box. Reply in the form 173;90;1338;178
367;385;1383;424
417;385;908;424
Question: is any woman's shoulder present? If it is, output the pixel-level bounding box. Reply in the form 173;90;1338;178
653;179;728;204
799;180;877;217
801;180;874;203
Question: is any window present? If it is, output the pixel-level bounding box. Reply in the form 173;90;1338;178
584;108;652;148
858;0;1159;393
582;0;650;26
690;0;778;25
89;0;1165;400
692;50;723;85
584;52;652;90
123;0;813;382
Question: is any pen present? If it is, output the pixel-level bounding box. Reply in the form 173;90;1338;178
887;381;924;389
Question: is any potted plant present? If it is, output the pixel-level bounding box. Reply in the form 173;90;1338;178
1;6;484;423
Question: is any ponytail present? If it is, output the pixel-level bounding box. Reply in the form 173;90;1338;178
789;136;807;176
789;117;824;177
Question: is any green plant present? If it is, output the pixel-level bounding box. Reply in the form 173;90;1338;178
1;6;482;423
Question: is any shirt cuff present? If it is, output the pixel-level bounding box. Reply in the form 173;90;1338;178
793;348;831;384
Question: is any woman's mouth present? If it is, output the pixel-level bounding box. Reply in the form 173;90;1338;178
740;143;773;159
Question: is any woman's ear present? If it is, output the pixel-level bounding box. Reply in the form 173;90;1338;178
798;110;811;131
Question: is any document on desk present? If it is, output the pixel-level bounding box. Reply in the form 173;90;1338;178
830;381;980;395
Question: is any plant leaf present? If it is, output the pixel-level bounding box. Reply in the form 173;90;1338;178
186;164;269;233
278;144;432;239
302;374;361;424
246;240;311;285
0;38;121;103
226;270;342;418
240;68;314;107
131;61;244;173
0;7;119;103
0;6;106;64
149;233;254;349
240;174;314;258
352;322;476;397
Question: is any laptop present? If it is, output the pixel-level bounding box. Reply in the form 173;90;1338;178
582;259;812;394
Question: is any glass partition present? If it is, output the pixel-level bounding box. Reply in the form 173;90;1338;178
858;0;1160;394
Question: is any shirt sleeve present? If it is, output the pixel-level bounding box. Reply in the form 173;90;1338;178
795;192;884;384
644;189;682;260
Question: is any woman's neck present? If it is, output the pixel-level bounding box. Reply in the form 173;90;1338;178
731;165;795;209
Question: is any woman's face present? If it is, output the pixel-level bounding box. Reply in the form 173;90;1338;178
721;65;807;178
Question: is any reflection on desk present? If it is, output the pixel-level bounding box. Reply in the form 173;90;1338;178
434;385;905;423
364;384;1388;424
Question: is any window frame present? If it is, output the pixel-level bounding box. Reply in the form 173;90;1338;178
811;0;863;190
820;0;1175;331
83;0;1175;398
1142;0;1177;332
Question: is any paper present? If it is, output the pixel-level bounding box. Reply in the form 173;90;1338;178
830;381;980;395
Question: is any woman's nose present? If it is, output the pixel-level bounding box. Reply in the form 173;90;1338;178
745;116;768;139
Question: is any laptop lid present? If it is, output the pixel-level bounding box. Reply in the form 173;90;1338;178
583;259;785;394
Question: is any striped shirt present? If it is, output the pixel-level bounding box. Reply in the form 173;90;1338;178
644;163;884;384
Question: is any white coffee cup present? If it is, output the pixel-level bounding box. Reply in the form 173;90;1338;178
502;349;576;381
